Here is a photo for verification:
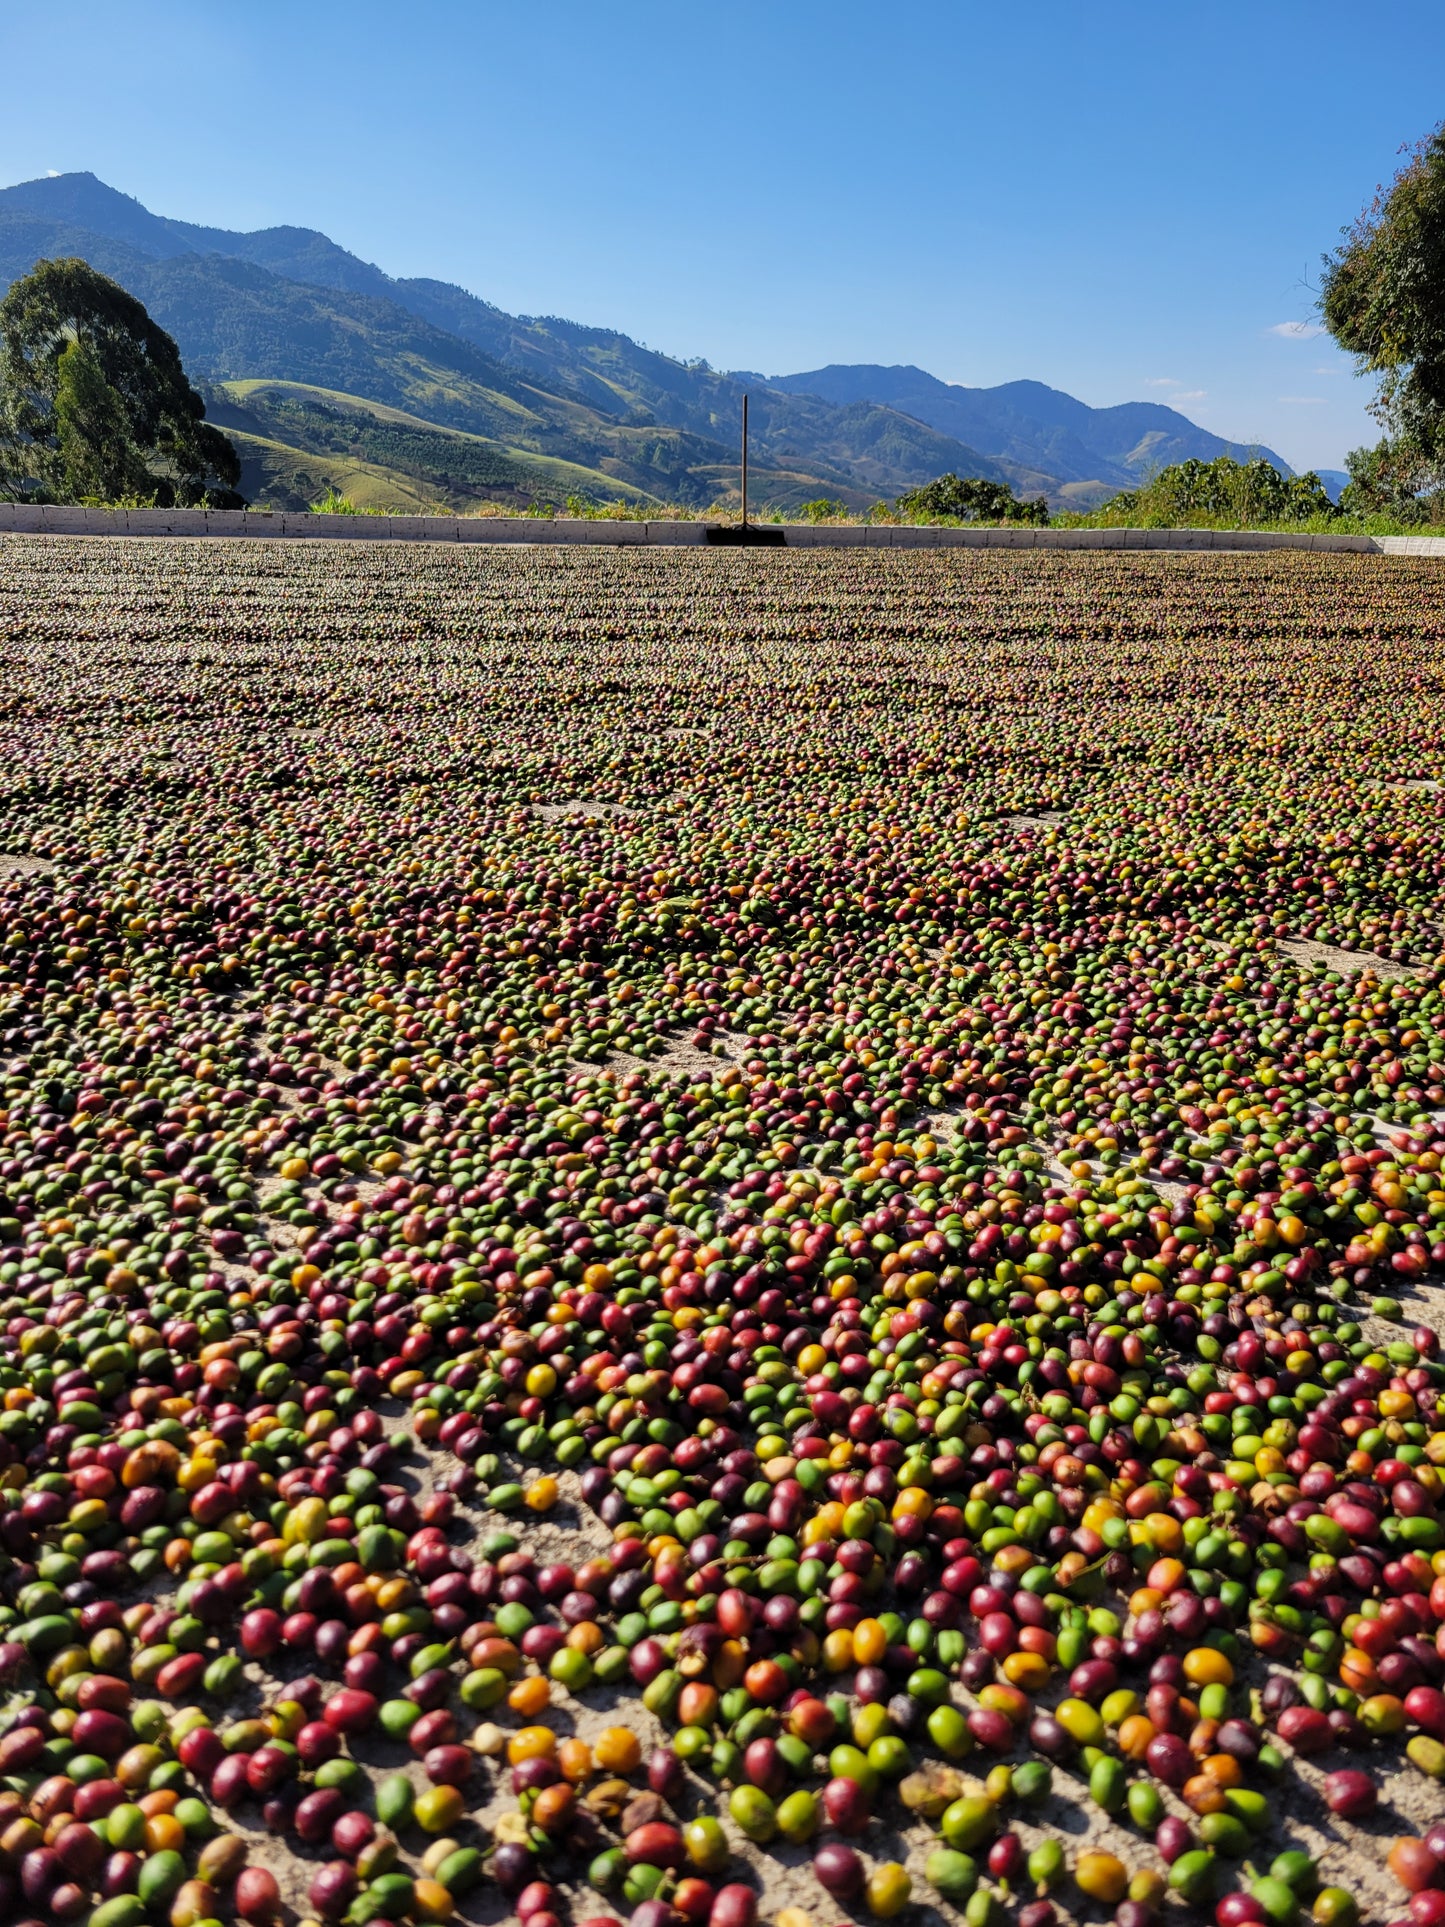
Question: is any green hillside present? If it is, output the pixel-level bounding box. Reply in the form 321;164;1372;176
225;428;443;513
207;380;868;515
208;381;661;511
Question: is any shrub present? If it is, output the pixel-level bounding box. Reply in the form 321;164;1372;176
895;474;1049;525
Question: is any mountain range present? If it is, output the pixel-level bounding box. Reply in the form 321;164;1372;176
0;173;1294;513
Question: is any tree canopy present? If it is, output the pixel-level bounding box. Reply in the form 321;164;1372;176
0;257;241;505
1321;123;1445;492
1338;439;1434;525
894;473;1049;525
1101;455;1336;527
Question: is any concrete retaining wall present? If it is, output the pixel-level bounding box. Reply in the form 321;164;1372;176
1372;535;1445;556
0;501;1440;553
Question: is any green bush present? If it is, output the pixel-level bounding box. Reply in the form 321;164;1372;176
1337;442;1445;525
1047;448;1445;534
1083;456;1336;527
894;474;1049;525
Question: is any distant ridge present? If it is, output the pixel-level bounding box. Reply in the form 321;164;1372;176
0;172;1293;512
770;365;1292;496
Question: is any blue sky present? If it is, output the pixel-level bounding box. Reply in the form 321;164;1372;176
3;1;1443;471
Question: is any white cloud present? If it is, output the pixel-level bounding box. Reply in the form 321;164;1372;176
1144;377;1179;388
1171;390;1207;403
1278;395;1327;405
46;169;59;178
1268;321;1324;340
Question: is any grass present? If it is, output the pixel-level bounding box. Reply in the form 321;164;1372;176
545;498;1444;536
1050;506;1440;536
540;496;1431;535
310;490;388;516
